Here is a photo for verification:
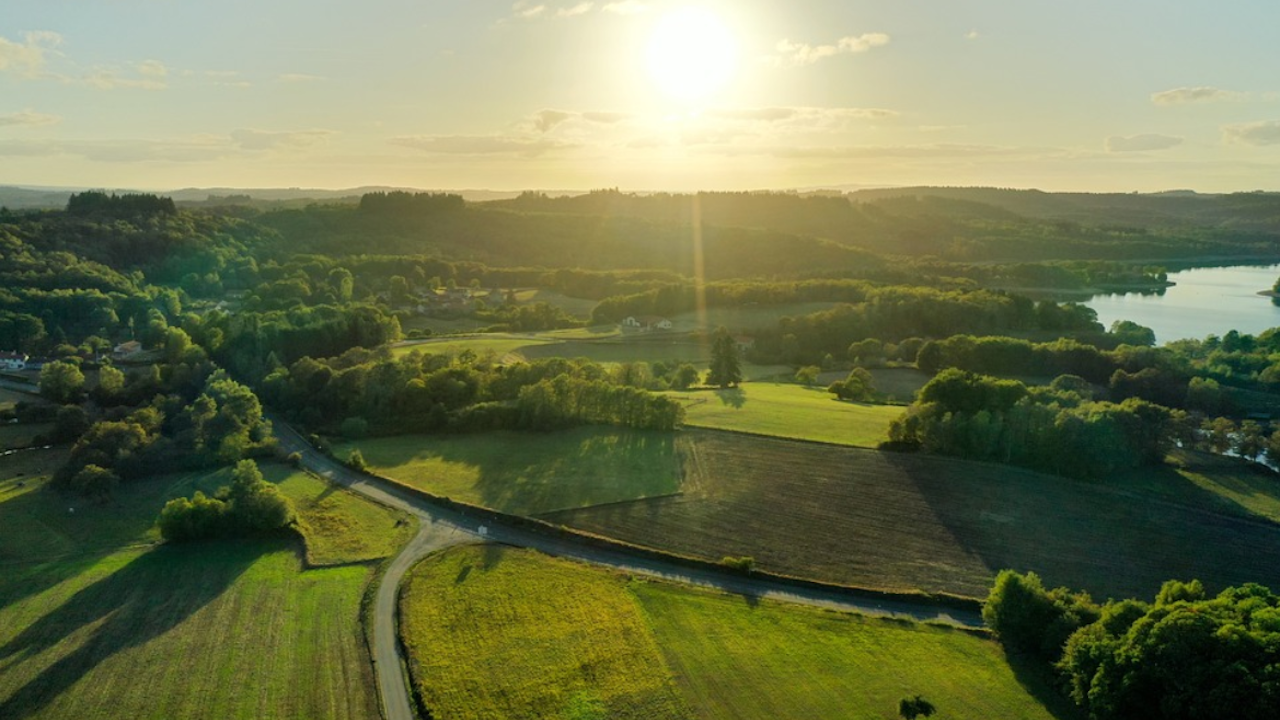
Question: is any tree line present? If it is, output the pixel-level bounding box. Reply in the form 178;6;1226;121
985;570;1280;720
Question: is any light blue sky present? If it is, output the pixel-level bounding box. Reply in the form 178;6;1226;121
2;0;1279;191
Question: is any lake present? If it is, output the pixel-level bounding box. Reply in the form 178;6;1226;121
1084;264;1280;344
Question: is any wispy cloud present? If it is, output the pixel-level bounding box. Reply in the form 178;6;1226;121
80;68;167;90
707;106;899;125
601;1;647;14
528;109;632;133
1151;86;1237;105
768;33;890;67
508;1;546;20
230;128;336;151
390;134;572;157
137;60;168;78
0;31;62;77
0;110;60;128
278;73;327;83
1223;120;1280;146
558;2;593;17
1105;134;1183;152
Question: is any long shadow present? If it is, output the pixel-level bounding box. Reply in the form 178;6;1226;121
361;428;682;515
878;449;1280;601
0;540;267;719
1002;648;1086;720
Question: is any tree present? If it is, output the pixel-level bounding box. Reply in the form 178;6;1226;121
706;327;742;388
70;464;119;501
347;448;367;471
899;695;936;720
39;359;85;404
97;364;125;400
671;363;700;390
795;365;821;386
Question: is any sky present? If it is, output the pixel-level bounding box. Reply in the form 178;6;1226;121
2;0;1280;193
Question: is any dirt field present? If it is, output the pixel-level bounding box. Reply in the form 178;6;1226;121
547;430;1280;600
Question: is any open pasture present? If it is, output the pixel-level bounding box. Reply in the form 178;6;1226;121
0;455;408;719
399;546;1066;720
667;382;901;447
337;427;685;515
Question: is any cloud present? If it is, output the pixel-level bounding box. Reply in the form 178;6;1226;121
137;60;168;78
601;1;647;14
528;109;632;133
1151;86;1236;105
966;30;980;40
1223;120;1280;146
769;33;890;67
0;31;61;76
558;2;593;17
707;106;899;125
581;111;628;124
510;1;546;19
81;68;167;90
0;110;60;127
1105;134;1184;153
278;73;327;83
390;134;571;157
532;109;575;132
230;128;336;151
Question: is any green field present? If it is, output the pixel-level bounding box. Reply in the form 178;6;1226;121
0;423;51;451
548;430;1280;600
665;301;842;332
400;546;1065;720
0;452;410;719
337;427;685;515
666;383;902;447
0;387;35;413
392;333;558;359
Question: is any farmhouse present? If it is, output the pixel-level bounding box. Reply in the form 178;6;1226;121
622;315;673;332
113;340;142;358
0;351;28;370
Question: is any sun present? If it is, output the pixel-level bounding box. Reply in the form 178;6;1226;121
645;7;738;104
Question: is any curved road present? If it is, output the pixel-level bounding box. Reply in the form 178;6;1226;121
273;420;984;720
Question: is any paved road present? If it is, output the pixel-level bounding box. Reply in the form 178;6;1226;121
273;419;984;720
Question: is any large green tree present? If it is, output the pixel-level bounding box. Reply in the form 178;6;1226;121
39;359;86;404
706;327;742;388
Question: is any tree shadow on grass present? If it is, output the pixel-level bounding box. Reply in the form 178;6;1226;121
714;388;746;408
0;539;268;720
1001;648;1086;720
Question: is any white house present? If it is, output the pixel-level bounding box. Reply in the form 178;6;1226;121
0;352;28;370
623;316;673;332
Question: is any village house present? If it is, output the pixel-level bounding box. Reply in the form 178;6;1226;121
622;316;673;332
0;352;28;371
113;340;143;359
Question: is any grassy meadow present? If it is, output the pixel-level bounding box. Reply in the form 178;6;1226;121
666;382;902;447
548;430;1280;601
0;452;411;719
336;427;686;515
400;546;1066;720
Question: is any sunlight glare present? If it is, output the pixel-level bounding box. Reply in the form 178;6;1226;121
645;7;738;104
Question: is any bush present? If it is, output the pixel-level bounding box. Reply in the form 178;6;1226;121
286;451;303;468
720;555;755;572
346;448;367;471
158;460;294;542
340;416;369;439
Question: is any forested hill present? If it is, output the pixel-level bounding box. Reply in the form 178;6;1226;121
255;199;886;280
472;189;1280;261
849;186;1280;233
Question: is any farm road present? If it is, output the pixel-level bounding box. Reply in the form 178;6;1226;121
273;419;985;720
